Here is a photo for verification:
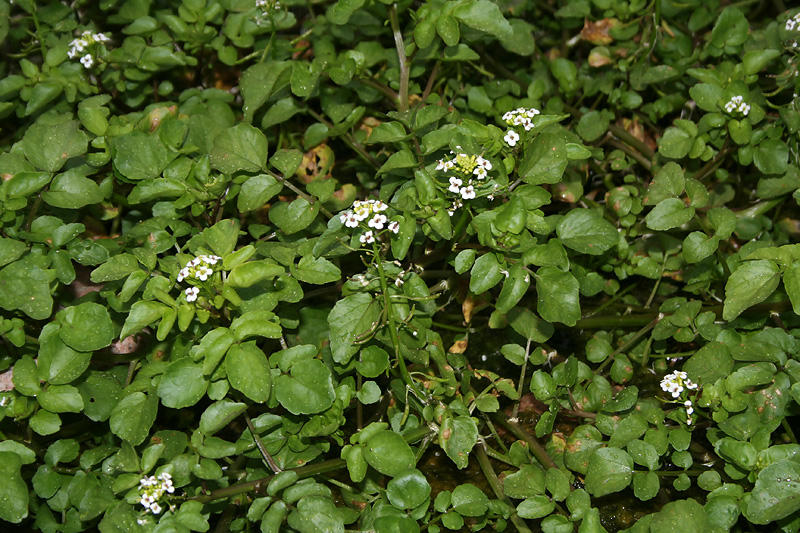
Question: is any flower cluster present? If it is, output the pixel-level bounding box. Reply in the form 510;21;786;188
138;472;175;515
786;12;800;31
434;150;493;212
68;31;110;69
339;199;400;246
501;107;540;147
256;0;282;17
177;255;221;302
660;370;699;425
723;95;750;116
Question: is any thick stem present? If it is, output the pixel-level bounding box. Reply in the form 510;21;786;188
387;4;410;112
373;243;425;402
189;426;432;504
475;443;534;533
492;415;557;470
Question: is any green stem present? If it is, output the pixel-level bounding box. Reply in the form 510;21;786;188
245;415;282;473
373;243;425;402
694;213;732;279
492;415;557;470
190;426;432;504
475;443;534;533
30;8;47;58
265;168;334;219
597;313;664;373
387;4;409;112
307;108;381;170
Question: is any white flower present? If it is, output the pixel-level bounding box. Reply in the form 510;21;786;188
195;265;213;281
388;220;400;234
80;54;94;68
150;502;162;515
395;276;404;287
724;101;736;113
448;176;463;193
731;95;743;104
473;166;488;179
460;185;476;200
738;103;750;116
343;212;359;228
199;255;220;265
185;287;199;302
436;159;448;171
177;268;189;282
504;130;519;147
476;156;492;171
359;231;375;244
368;214;387;230
94;32;110;42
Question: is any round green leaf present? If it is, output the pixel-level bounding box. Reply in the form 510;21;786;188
199;399;247;436
723;260;781;321
158;358;208;409
210;123;268;174
362;430;416;476
0;259;54;320
386;469;431;510
22;118;87;172
109;392;158;445
451;483;489;517
517;495;556;519
585;447;634;497
113;131;170;182
275;358;335;414
58;302;115;352
645;198;695;231
556;209;618;255
536;266;580;326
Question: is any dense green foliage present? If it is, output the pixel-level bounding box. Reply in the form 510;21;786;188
1;0;800;531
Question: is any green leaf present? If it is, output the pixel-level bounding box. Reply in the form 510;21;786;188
742;49;781;75
290;256;341;284
453;0;512;39
90;254;140;283
651;499;711;532
203;218;240;258
658;120;697;159
745;460;800;524
683;232;719;264
517;496;555;519
275;358;335;414
376;150;417;176
42;171;104;209
210;123;268;174
710;7;748;48
38;328;91;385
507;308;554;342
231;310;282;341
365;121;408;144
469;253;504;294
240;61;292;122
536;266;580;326
38;384;84;413
440;415;478;469
520;132;568;184
227;260;284;288
237;175;282;212
269;198;319;235
226;341;272;403
199;399;247;436
0;259;53;320
57;302;115;352
328;293;380;364
753;139;789;176
113;131;170;181
503;464;546;498
495;264;531;314
723;260;781;321
386;469;430;510
645;198;695;231
436;15;460;47
158;358;208;409
0;452;28;523
78;372;122;423
689;83;723;113
556;209;618;255
585;447;634;497
362;430;416;476
784;262;800;315
109;391;158;445
451;483;489;517
330;0;366;25
22;118;87;172
576;110;611;142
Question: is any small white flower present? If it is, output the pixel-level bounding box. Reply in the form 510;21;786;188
94;32;109;42
195;265;213;281
343;212;359;228
185;287;199;302
368;214;387;230
373;200;388;212
731;95;743;104
359;231;375;244
686;417;693;426
476;156;492;170
504;130;519;147
436;159;448;171
448;176;463;193
739;103;750;116
787;19;797;31
80;54;94;68
177;268;189;282
150;502;162;515
460;185;476;200
473;166;488;179
200;255;220;265
395;276;404;287
388;220;400;234
724;101;736;113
